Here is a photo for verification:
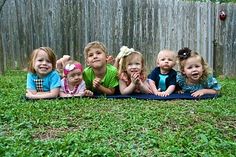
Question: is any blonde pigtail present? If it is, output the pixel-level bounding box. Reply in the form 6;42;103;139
118;57;124;77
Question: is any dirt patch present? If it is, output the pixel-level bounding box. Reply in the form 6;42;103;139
32;126;80;140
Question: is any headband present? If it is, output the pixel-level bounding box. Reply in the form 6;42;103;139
63;63;83;76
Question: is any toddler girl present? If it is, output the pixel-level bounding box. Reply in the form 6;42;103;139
26;47;61;99
117;46;151;95
176;47;221;97
60;60;93;97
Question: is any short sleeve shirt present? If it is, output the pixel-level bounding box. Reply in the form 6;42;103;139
176;72;221;93
83;64;119;94
60;78;86;95
27;70;61;92
148;67;177;91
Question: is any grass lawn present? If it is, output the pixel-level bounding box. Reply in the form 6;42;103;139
0;70;235;156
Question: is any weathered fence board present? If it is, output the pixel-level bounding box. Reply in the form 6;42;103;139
0;0;235;76
214;3;236;76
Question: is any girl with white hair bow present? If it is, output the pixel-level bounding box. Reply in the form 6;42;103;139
115;46;152;95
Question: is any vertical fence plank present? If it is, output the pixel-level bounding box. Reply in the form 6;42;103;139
0;31;3;74
214;3;236;77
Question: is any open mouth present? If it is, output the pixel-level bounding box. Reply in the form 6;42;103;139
40;67;48;71
131;69;139;73
192;73;199;78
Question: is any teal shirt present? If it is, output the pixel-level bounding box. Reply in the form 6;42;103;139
176;72;221;93
26;70;61;92
83;64;119;94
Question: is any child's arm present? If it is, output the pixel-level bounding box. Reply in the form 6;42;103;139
119;79;136;95
148;79;162;95
113;57;120;69
26;88;60;99
93;78;115;95
139;80;152;94
59;90;71;97
191;89;218;97
84;90;94;96
96;85;115;95
192;76;221;97
160;85;175;97
107;55;115;65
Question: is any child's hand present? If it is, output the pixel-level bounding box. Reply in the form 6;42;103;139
191;90;204;97
26;91;32;98
93;77;101;88
153;88;168;97
177;90;184;94
26;90;35;98
84;90;93;96
107;55;114;64
154;88;162;96
139;81;152;94
130;73;140;84
159;91;170;97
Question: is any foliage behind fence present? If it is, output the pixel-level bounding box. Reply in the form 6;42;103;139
0;0;235;76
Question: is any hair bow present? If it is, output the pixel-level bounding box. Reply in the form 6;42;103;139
117;46;135;59
178;47;192;60
64;63;83;76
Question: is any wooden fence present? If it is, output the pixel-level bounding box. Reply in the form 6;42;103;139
0;0;236;76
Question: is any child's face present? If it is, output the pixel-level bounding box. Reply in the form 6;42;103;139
125;53;142;76
34;50;53;77
86;48;107;69
183;56;203;83
157;51;176;72
66;68;83;86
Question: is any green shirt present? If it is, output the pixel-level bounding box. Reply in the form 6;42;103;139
83;64;119;94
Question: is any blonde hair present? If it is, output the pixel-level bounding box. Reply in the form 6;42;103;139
64;60;80;66
118;51;147;80
157;49;176;62
83;41;107;59
177;48;211;82
28;47;56;73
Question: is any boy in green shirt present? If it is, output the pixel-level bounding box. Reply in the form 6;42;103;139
83;41;119;95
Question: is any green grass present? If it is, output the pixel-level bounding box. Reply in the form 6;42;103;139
0;70;235;156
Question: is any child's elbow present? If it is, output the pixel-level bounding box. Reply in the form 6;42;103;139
215;89;220;95
51;88;60;97
107;88;116;95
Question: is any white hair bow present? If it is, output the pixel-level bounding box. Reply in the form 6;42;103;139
116;46;135;59
65;64;75;71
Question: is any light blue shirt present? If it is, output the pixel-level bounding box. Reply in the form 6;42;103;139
27;70;61;92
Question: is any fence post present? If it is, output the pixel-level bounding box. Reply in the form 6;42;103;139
0;32;4;75
213;40;223;76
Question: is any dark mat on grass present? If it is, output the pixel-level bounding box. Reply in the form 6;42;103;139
24;93;219;100
94;93;219;100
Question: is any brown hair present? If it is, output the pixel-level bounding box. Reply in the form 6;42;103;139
83;41;107;59
28;47;56;73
